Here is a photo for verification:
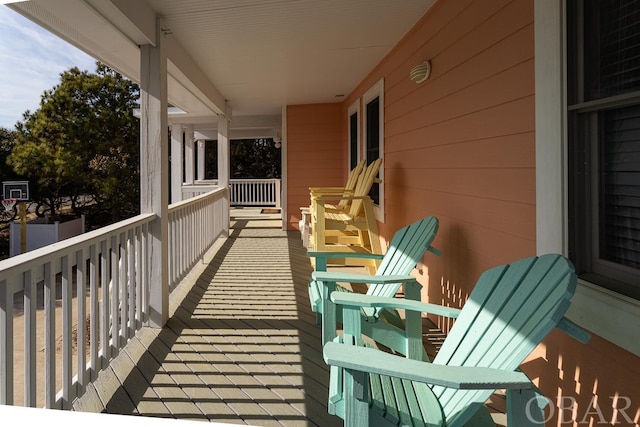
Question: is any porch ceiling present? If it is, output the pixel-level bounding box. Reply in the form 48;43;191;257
7;0;434;134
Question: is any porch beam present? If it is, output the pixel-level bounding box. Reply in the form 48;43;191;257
165;35;226;116
91;0;156;45
140;18;169;328
91;0;225;115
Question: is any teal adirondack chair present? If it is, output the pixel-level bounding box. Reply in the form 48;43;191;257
323;254;591;426
308;216;440;345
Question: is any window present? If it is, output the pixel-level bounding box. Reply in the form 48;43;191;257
348;100;360;170
362;79;384;222
567;0;640;300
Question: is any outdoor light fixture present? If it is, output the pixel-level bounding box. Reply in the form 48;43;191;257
410;60;431;84
273;132;282;148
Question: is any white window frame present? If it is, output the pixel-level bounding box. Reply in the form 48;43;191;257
535;0;640;357
362;78;385;223
348;99;361;170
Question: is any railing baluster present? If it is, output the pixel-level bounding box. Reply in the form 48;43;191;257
24;270;36;406
44;261;55;409
0;278;13;405
127;229;135;340
76;249;86;398
100;239;110;364
119;232;127;346
89;244;99;380
110;235;119;355
141;223;149;322
135;226;143;328
61;255;72;408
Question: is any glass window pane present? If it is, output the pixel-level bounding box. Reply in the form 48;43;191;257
366;97;380;204
599;105;640;269
349;112;358;169
585;0;640;100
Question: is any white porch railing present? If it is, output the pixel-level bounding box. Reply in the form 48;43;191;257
168;187;229;289
182;179;281;208
0;188;228;409
229;179;281;208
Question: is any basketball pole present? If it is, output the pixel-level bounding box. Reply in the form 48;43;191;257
19;201;26;254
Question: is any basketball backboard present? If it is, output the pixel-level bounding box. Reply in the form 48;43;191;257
2;181;29;201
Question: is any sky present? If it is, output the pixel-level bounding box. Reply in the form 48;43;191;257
0;5;96;129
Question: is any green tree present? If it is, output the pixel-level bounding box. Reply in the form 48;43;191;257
230;138;281;179
8;62;140;223
0;127;19;224
0;126;17;184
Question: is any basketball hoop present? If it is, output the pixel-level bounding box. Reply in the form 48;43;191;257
1;199;17;212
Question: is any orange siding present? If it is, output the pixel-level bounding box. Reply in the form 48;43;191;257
286;104;344;229
354;0;537;285
306;0;640;425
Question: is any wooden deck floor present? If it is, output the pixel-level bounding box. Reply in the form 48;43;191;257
71;209;507;426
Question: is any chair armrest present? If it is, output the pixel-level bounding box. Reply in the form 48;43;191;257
557;317;591;344
310;187;355;194
330;292;462;318
312;271;416;285
307;251;385;261
314;195;371;203
323;342;533;390
427;246;442;257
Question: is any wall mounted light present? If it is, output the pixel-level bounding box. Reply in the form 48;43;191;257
410;60;432;84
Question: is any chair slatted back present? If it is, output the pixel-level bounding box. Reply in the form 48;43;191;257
431;254;577;426
337;159;366;210
366;216;439;318
348;158;382;218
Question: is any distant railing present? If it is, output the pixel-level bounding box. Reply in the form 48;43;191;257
182;179;281;208
0;189;228;409
229;179;281;208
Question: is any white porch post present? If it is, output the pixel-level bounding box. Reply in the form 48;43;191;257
218;103;231;236
140;19;169;328
197;139;205;181
184;125;195;185
217;105;230;188
170;124;183;204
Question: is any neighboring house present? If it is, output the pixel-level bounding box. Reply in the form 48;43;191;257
4;0;639;424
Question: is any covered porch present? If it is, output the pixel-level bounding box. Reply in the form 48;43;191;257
2;0;638;425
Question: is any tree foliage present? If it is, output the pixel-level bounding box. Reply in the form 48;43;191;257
8;62;140;223
0;127;18;184
0;127;19;224
230;138;281;179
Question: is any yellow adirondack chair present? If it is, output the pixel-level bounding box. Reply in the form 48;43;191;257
311;158;383;271
309;159;366;212
300;160;366;247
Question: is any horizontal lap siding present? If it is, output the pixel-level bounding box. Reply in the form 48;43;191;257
345;0;536;304
329;2;640;425
287;104;344;229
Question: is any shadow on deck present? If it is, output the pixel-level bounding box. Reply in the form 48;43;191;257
73;209;341;426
